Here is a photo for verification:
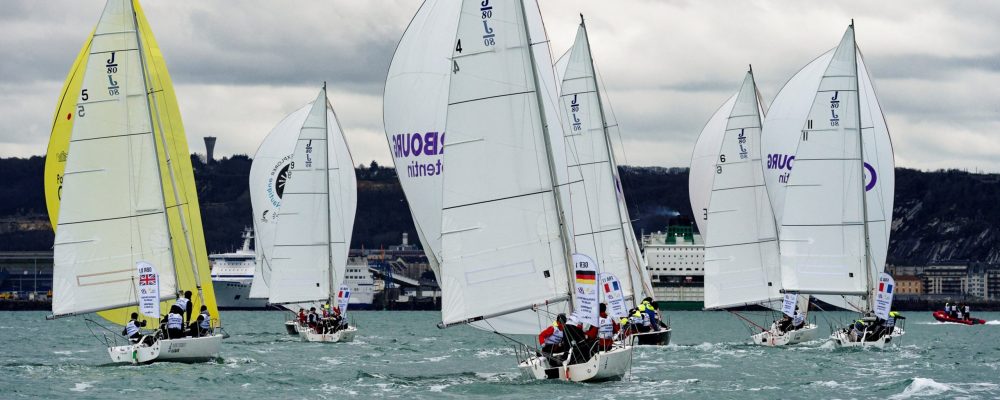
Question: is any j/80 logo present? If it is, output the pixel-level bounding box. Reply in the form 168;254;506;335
767;153;877;191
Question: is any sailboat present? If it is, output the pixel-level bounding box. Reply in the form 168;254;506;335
556;16;668;346
44;0;223;363
444;0;632;382
697;68;819;347
267;85;359;343
765;22;902;348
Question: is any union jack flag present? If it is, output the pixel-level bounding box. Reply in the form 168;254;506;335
139;274;156;285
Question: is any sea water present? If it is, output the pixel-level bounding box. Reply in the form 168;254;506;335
1;311;998;398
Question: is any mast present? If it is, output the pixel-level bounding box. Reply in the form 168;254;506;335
579;15;641;305
851;20;874;312
130;2;183;295
322;82;335;307
519;0;576;306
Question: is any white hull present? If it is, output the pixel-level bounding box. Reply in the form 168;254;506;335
107;334;223;364
829;327;905;349
751;324;819;346
299;325;357;343
518;346;632;382
285;321;301;335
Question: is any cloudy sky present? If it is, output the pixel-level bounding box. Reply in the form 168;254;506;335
2;1;998;171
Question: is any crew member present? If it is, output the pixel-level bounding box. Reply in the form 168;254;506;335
640;297;660;331
791;310;806;331
164;305;185;339
297;308;307;325
538;314;568;362
776;314;793;333
174;291;194;324
964;304;971;321
307;307;320;331
122;312;149;344
597;304;619;350
198;305;212;334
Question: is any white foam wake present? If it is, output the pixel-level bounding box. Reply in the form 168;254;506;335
890;378;959;399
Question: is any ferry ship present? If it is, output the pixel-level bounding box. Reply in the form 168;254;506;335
641;224;705;310
210;230;268;309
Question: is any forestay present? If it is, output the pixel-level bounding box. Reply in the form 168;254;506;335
383;0;460;278
438;0;574;334
703;71;782;310
777;26;887;297
269;89;357;305
52;0;177;317
248;104;309;299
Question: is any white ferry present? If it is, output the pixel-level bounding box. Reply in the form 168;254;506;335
641;224;705;310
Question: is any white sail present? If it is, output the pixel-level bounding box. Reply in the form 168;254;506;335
383;0;460;279
703;71;782;309
761;33;893;305
559;22;651;305
438;0;574;334
52;0;176;316
690;95;737;238
777;26;888;297
268;89;357;305
248;104;309;299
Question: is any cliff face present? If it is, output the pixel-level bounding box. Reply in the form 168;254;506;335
2;156;998;265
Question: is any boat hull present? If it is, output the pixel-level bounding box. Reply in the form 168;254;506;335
751;324;818;346
631;328;672;346
107;334;223;364
829;327;904;349
932;311;985;325
284;321;300;335
518;346;632;382
299;325;357;343
213;279;269;310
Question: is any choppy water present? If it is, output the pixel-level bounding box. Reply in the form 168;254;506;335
2;310;998;398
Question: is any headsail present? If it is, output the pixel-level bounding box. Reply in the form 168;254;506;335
438;0;575;334
268;88;357;305
558;19;652;304
776;25;891;299
703;70;782;309
689;95;737;239
383;0;460;279
248;104;309;299
48;0;217;325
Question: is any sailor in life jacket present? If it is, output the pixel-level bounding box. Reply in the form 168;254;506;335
597;303;619;350
538;313;568;355
173;290;193;324
634;306;652;333
198;305;212;333
307;307;320;329
121;312;148;343
639;297;660;331
163;305;185;339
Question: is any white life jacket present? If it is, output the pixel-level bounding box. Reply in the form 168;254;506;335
629;315;643;325
543;325;564;345
957;311;964;319
964;306;970;313
598;316;614;340
792;314;805;326
125;320;140;336
199;312;211;329
174;297;190;312
640;312;651;327
167;313;184;329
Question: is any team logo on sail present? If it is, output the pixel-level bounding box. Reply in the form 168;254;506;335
392;131;445;178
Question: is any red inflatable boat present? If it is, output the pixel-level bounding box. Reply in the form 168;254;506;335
932;311;986;325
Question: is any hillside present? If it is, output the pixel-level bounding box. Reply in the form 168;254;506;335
2;156;998;265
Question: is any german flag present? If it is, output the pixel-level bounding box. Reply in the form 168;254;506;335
575;270;596;285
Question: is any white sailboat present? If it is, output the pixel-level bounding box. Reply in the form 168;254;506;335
428;0;631;382
556;16;667;346
700;68;819;346
46;0;223;364
268;86;358;343
768;22;901;348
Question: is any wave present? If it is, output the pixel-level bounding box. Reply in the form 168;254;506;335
890;378;957;399
69;382;95;392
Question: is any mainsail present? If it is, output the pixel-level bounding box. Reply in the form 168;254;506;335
248;105;309;299
557;19;653;304
774;24;893;304
46;0;218;325
437;0;576;334
702;70;782;309
268;88;357;305
383;0;460;279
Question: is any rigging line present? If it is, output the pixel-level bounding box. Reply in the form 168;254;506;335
447;90;534;107
727;309;767;332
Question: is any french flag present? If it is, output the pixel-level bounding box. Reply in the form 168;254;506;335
879;283;894;294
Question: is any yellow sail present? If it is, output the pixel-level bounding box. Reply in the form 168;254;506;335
44;0;218;327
